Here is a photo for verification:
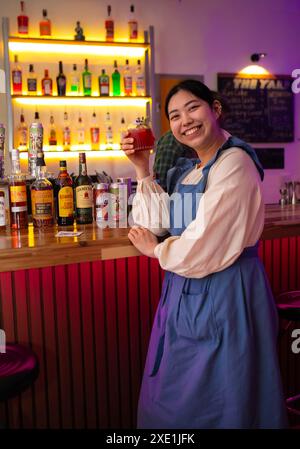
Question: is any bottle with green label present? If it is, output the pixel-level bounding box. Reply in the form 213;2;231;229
99;68;110;96
82;59;92;96
55;160;74;226
112;60;121;96
70;63;80;95
74;152;93;224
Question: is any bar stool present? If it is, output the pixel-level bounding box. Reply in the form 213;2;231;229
0;343;39;403
277;291;300;417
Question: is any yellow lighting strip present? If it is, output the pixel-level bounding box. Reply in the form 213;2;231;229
13;96;149;107
238;65;270;75
9;41;147;58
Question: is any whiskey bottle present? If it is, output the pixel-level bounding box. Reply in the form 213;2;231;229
55;160;74;226
112;60;121;96
39;9;51;36
9;149;28;230
42;69;53;95
82;59;92;96
30;152;54;228
98;69;110;96
123;59;133;96
74;153;93;224
27;64;37;95
48;114;57;145
105;5;114;42
56;61;66;96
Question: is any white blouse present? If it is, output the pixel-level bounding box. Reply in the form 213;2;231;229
132;147;264;279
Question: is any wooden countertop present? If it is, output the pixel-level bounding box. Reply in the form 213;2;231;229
0;204;300;272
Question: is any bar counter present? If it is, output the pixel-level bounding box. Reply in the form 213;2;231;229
1;204;300;429
0;204;300;273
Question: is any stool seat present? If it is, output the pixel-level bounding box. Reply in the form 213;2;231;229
276;291;300;321
0;343;39;402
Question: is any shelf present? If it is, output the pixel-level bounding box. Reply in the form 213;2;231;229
19;149;127;159
9;36;149;58
12;95;150;107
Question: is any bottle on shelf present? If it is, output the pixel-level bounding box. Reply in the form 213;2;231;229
62;111;71;150
74;153;93;224
112;60;121;96
9;149;28;230
48;114;57;146
128;4;138;40
123;59;133;96
17;1;29;35
76;114;85;145
105;112;113;149
27;64;37;95
28;120;43;178
105;5;114;42
42;69;53;96
120;117;126;141
55;160;74;226
70;64;80;95
98;69;110;96
90;112;100;150
12;55;22;95
56;61;66;96
135;59;145;96
33;110;41;122
82;59;92;96
39;9;51;36
0;190;5;230
17;111;28;149
30;152;54;228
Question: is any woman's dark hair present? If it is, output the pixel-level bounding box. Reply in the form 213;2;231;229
165;79;214;118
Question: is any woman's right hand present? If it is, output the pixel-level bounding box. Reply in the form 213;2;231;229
121;132;151;178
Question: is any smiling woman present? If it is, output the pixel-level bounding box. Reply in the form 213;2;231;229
121;79;288;429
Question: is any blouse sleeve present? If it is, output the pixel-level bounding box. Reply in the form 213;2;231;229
153;148;265;278
131;175;170;237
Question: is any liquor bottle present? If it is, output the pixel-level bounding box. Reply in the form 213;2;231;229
48;114;57;146
74;153;93;224
0;124;5;179
33;110;41;122
17;111;28;148
12;55;22;95
17;1;29;35
55;160;74;226
135;59;145;96
42;69;53;95
30;152;54;228
62;112;71;150
105;112;113;148
56;61;66;96
0;190;5;230
105;5;114;42
98;69;109;96
128;4;138;40
123;59;133;96
27;64;37;95
9;149;28;230
120;117;126;141
76;114;85;144
39;9;51;36
82;59;92;96
112;60;121;96
90;112;100;149
70;64;80;95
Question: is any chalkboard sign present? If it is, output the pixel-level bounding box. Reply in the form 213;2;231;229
217;73;294;143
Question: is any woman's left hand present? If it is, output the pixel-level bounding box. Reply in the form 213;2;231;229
128;226;158;258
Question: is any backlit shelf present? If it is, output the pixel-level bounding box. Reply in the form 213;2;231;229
9;37;149;58
12;95;150;107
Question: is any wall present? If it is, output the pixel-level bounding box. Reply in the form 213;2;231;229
1;0;300;202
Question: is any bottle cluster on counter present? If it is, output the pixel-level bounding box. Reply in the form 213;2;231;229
17;2;139;42
0;148;133;231
12;57;145;97
16;111;126;151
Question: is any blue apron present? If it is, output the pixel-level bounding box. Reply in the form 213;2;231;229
137;136;288;429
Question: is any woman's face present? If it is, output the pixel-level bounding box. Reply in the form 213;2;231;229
168;90;220;151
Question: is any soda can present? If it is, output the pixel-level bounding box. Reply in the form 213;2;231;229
116;177;132;199
29;122;43;177
94;182;109;226
0;124;5;179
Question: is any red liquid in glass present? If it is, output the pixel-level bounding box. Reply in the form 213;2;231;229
127;127;155;151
